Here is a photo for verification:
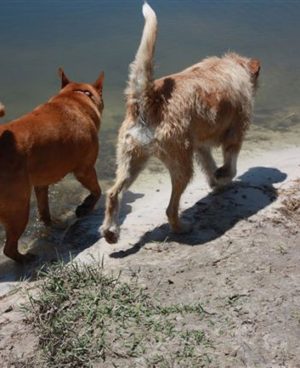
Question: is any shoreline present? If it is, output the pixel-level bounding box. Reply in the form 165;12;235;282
0;143;299;295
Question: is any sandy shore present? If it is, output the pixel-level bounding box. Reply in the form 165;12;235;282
0;144;299;366
74;145;299;264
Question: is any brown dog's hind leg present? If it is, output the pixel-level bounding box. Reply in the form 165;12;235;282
74;167;101;217
101;145;148;244
34;186;51;225
3;201;35;263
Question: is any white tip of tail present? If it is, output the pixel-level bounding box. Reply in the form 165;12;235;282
0;102;5;117
143;2;157;22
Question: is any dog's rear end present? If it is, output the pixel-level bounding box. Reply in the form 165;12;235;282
101;3;157;243
102;2;260;244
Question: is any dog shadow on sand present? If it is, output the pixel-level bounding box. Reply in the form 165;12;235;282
0;191;143;285
0;167;287;285
110;166;287;259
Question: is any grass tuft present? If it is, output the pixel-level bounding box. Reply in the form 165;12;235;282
22;261;212;367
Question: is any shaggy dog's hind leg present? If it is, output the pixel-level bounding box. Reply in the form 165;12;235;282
163;151;194;233
215;142;242;187
214;119;246;188
196;145;218;189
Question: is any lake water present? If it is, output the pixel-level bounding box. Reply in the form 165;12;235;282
0;0;299;270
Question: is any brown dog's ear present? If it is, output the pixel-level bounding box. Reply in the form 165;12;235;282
93;72;104;94
58;67;71;88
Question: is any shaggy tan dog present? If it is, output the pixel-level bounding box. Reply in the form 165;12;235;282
101;3;260;243
0;69;104;262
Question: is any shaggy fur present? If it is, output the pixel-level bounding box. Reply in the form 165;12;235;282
101;2;260;243
0;70;104;262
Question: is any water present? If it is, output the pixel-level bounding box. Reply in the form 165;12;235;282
0;0;299;271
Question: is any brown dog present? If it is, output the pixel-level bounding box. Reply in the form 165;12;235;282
101;3;260;243
0;69;104;262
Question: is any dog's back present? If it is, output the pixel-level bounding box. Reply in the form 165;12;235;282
149;53;260;147
0;80;103;187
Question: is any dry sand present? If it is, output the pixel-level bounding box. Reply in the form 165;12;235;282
0;144;299;367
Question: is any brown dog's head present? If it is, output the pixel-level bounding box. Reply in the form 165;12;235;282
57;68;105;114
0;102;5;117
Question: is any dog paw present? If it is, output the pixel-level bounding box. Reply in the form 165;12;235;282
40;214;52;227
75;204;90;218
76;194;98;218
215;166;229;179
170;219;193;234
101;225;120;244
23;252;38;263
12;252;37;264
208;177;218;189
215;178;233;189
214;168;233;188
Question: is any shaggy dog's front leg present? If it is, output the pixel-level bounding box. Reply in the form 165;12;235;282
101;136;149;243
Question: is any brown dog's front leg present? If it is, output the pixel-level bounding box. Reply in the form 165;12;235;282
4;236;36;263
74;167;101;217
3;203;35;263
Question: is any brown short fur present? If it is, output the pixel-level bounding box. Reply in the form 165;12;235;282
101;3;260;243
0;69;104;262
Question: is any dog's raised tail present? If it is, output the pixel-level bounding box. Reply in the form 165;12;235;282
126;2;157;106
0;102;5;118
